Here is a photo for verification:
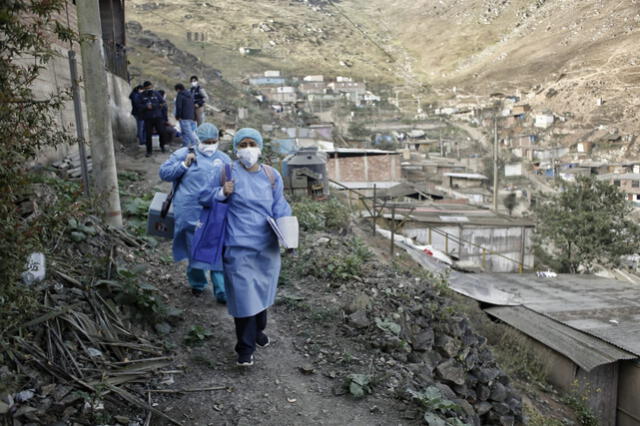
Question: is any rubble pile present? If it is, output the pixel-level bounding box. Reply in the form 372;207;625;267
1;215;182;425
281;229;522;425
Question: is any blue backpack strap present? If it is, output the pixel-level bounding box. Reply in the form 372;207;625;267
220;163;232;186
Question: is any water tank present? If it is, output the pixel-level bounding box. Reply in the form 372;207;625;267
282;147;329;198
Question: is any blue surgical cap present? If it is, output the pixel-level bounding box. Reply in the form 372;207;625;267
195;123;219;141
232;128;263;151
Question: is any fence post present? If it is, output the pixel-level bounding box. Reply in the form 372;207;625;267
445;233;449;254
482;248;487;269
428;227;432;245
372;184;377;236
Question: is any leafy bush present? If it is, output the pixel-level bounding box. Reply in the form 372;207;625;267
0;1;77;331
292;198;350;232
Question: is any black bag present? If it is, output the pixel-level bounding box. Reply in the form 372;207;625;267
160;147;194;218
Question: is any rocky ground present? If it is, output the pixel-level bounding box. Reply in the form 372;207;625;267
1;142;578;425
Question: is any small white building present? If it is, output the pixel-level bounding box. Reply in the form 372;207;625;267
264;70;281;77
534;114;555;129
336;76;353;82
303;75;324;82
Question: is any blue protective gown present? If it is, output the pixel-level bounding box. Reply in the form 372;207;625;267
159;146;231;270
200;161;292;317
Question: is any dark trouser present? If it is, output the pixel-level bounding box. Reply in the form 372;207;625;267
144;117;166;154
136;119;146;145
234;310;267;357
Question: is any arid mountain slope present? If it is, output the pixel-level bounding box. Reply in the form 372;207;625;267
128;0;640;133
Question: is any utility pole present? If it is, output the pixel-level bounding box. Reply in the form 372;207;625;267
77;0;122;226
493;115;499;212
67;50;90;197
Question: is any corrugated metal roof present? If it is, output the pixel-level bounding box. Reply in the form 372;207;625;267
597;173;640;181
444;172;489;180
448;272;640;358
486;306;636;371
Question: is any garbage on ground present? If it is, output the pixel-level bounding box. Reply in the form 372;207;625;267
21;252;46;285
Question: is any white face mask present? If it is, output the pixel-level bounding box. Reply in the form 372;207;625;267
191;81;198;87
237;147;261;168
199;142;218;155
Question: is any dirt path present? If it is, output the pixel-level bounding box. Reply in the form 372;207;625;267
116;145;411;426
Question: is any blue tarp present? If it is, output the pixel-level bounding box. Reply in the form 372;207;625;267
272;139;298;155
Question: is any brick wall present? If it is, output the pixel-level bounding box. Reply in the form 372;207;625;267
328;154;401;182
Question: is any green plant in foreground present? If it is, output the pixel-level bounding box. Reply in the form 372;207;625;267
346;373;372;398
562;380;598;426
184;325;214;346
408;386;468;425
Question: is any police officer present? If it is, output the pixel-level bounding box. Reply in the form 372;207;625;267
137;81;167;157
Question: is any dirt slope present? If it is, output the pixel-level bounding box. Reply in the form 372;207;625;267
127;0;640;135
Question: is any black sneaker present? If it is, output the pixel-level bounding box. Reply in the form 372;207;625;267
145;152;152;158
236;354;254;367
256;334;270;348
191;288;204;297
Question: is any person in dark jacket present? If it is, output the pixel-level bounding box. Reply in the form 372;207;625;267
158;90;175;145
137;81;167;157
129;85;146;145
190;75;208;126
174;83;198;147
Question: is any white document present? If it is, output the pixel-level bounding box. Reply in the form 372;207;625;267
267;216;299;249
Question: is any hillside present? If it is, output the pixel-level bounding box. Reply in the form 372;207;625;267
127;0;640;137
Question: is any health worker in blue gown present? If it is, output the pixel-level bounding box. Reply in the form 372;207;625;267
159;123;231;302
200;128;292;366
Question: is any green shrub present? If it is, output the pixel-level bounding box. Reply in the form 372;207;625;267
292;198;350;232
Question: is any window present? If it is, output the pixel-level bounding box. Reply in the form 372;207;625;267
633;180;640;188
614;180;621;187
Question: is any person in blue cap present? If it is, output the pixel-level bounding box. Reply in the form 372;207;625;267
200;128;292;366
159;123;231;302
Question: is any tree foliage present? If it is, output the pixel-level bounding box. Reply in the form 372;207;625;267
0;1;77;328
534;176;640;273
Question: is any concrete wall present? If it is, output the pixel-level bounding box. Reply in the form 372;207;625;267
20;1;135;165
328;154;401;183
404;223;534;272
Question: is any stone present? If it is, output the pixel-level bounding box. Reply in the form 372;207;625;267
499;416;515;426
464;350;479;369
14;406;37;418
411;329;434;352
348;310;370;329
434;383;457;400
453;398;475;417
493;402;511;415
40;384;55;397
497;373;511;386
476;385;491;401
506;397;521;413
490;382;507;402
114;415;130;424
476;368;500;384
435;359;465;386
345;292;371;314
0;401;9;415
435;335;460;358
475;401;492;416
299;364;315;375
154;322;172;335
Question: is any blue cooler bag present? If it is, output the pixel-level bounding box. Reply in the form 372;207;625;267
191;164;231;265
